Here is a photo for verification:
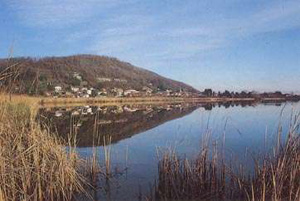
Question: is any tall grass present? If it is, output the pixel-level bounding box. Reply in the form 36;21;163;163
152;119;300;201
0;99;86;201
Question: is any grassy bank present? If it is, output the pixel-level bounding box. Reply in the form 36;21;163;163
39;96;259;106
0;96;86;201
0;94;292;108
151;124;300;201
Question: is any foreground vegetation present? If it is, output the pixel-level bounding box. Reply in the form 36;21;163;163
0;93;299;201
0;95;86;201
151;123;300;201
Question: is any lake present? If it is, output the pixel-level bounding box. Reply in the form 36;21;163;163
38;101;300;201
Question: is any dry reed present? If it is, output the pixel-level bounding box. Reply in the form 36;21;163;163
152;117;300;201
0;98;86;201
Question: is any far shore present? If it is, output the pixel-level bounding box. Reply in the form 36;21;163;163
38;96;295;107
1;93;296;108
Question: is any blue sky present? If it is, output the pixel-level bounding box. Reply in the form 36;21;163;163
1;0;300;93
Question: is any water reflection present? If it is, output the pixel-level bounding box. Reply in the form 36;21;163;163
37;101;298;201
38;101;263;147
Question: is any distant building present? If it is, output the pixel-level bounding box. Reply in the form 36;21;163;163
71;87;79;92
81;81;88;87
65;92;74;98
98;88;108;96
54;86;62;93
97;77;112;82
165;89;172;96
112;88;124;97
114;78;127;83
142;86;153;95
87;90;92;95
73;72;82;80
124;89;139;96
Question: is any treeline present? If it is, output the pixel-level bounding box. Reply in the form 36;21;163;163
202;89;300;100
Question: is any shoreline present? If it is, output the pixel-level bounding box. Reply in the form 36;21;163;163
1;94;297;108
39;96;295;107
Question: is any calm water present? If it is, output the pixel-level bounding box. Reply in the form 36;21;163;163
38;101;300;201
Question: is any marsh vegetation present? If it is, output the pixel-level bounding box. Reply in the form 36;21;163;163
0;97;86;201
151;127;300;201
0;93;299;201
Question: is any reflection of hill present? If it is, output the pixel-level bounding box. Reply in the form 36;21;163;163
38;104;200;147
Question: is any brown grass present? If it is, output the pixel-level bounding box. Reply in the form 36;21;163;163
0;96;86;201
0;93;41;106
152;120;300;201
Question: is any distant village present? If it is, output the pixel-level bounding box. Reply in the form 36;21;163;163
45;72;299;100
46;72;196;98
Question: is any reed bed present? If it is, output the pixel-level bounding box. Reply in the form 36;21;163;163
0;99;86;201
152;121;300;201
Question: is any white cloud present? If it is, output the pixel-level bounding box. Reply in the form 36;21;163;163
7;0;300;64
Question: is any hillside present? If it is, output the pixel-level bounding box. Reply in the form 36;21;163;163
0;55;198;95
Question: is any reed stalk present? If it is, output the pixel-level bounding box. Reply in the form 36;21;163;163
0;96;86;201
153;116;300;201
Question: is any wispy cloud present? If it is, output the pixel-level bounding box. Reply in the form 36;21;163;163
7;0;300;55
87;0;300;65
6;0;133;27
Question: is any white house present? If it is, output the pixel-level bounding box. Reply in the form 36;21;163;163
142;86;153;94
112;88;124;97
87;90;92;95
114;78;127;83
124;89;139;96
73;72;82;80
97;77;112;82
54;86;62;92
71;87;79;92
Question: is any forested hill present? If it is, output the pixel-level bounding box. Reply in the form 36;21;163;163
0;55;198;95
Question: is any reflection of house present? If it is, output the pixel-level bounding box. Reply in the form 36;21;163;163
87;108;92;114
115;119;128;123
71;111;80;116
111;106;124;114
98;120;112;125
38;104;200;147
55;111;63;117
124;106;138;112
